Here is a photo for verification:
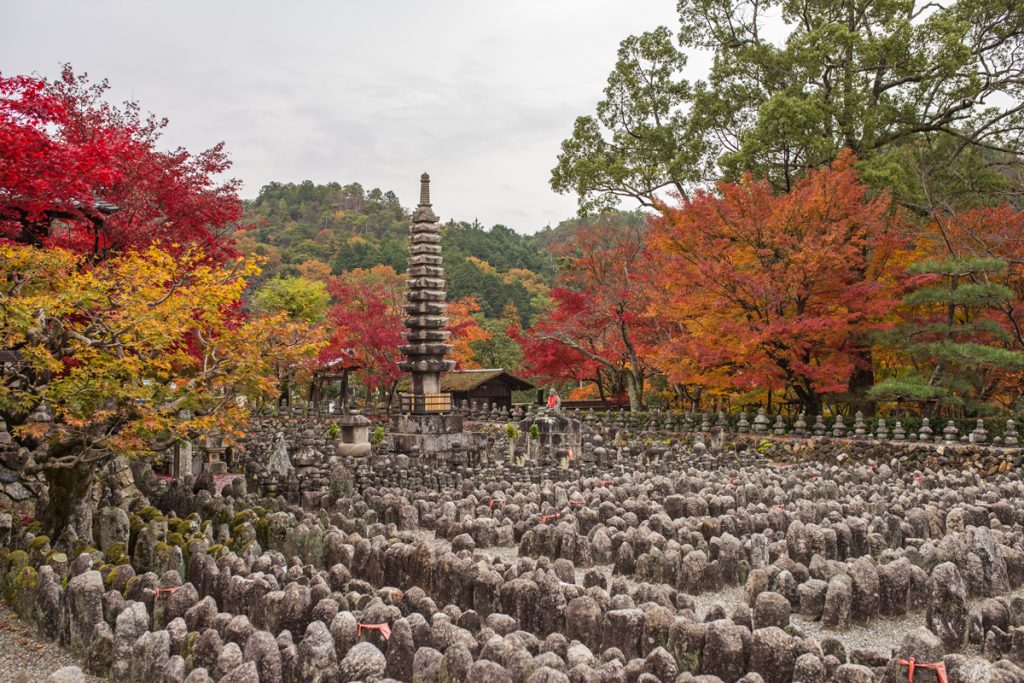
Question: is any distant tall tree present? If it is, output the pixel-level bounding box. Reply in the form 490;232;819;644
553;0;1024;213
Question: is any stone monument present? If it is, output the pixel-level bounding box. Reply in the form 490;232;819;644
389;173;486;462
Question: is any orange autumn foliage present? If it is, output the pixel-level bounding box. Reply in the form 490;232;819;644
646;151;905;412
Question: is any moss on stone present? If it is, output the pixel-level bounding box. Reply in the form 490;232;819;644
180;630;198;661
13;566;38;592
6;550;28;568
45;550;68;565
255;517;270;549
105;542;128;564
673;645;701;674
28;535;51;551
232;510;253;526
138;505;160;522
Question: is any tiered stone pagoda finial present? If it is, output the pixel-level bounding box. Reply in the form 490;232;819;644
398;173;455;413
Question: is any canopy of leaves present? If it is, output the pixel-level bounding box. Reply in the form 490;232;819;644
554;0;1024;213
0;243;323;471
1;67;243;260
646;152;903;412
519;218;660;410
252;276;330;323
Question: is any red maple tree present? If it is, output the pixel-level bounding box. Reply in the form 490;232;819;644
1;66;242;260
322;266;406;396
322;265;488;402
519;220;659;410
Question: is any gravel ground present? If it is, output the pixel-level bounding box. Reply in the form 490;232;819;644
0;603;103;682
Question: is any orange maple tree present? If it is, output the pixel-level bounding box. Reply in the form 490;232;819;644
447;298;491;369
646;152;904;413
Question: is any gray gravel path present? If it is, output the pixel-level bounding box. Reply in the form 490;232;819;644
0;603;103;682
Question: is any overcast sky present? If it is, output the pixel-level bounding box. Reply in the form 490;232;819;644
1;1;685;233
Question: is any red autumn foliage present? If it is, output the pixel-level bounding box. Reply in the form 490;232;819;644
321;265;489;394
519;220;659;409
0;66;242;260
646;151;903;412
322;266;406;393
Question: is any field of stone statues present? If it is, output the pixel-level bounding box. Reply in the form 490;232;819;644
3;412;1024;683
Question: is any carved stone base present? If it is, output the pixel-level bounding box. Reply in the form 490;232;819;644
388;414;487;463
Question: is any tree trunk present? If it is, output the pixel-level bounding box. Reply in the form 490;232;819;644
41;462;97;545
625;371;642;412
848;348;876;415
793;384;823;416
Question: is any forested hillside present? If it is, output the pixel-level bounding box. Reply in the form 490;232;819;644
237;180;595;325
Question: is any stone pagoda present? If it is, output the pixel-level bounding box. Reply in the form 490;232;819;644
389;173;485;462
397;173;455;410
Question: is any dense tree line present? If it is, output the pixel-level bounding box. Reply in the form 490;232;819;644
528;0;1024;417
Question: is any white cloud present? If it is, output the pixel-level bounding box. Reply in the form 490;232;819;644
1;0;680;232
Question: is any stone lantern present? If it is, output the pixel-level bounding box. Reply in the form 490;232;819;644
335;411;372;458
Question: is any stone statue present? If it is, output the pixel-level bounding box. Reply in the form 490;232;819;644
267;432;293;478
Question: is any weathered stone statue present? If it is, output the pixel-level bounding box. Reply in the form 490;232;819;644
267;432;292;478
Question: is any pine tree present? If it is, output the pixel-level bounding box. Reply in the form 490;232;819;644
871;257;1024;412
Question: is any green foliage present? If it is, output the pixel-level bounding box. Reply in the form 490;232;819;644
908;257;1007;276
529;423;541;441
868;376;947;403
253;276;330;322
505;423;520;440
551;27;698;213
873;256;1024;411
325;422;340;439
555;0;1024;213
240;181;560;328
470;318;525;372
371;424;385;445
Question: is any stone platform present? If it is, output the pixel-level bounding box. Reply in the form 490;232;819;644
389;413;488;462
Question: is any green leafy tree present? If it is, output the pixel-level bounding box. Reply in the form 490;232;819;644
470;317;525;371
554;0;1024;212
871;257;1024;412
252;276;330;323
551;27;700;213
